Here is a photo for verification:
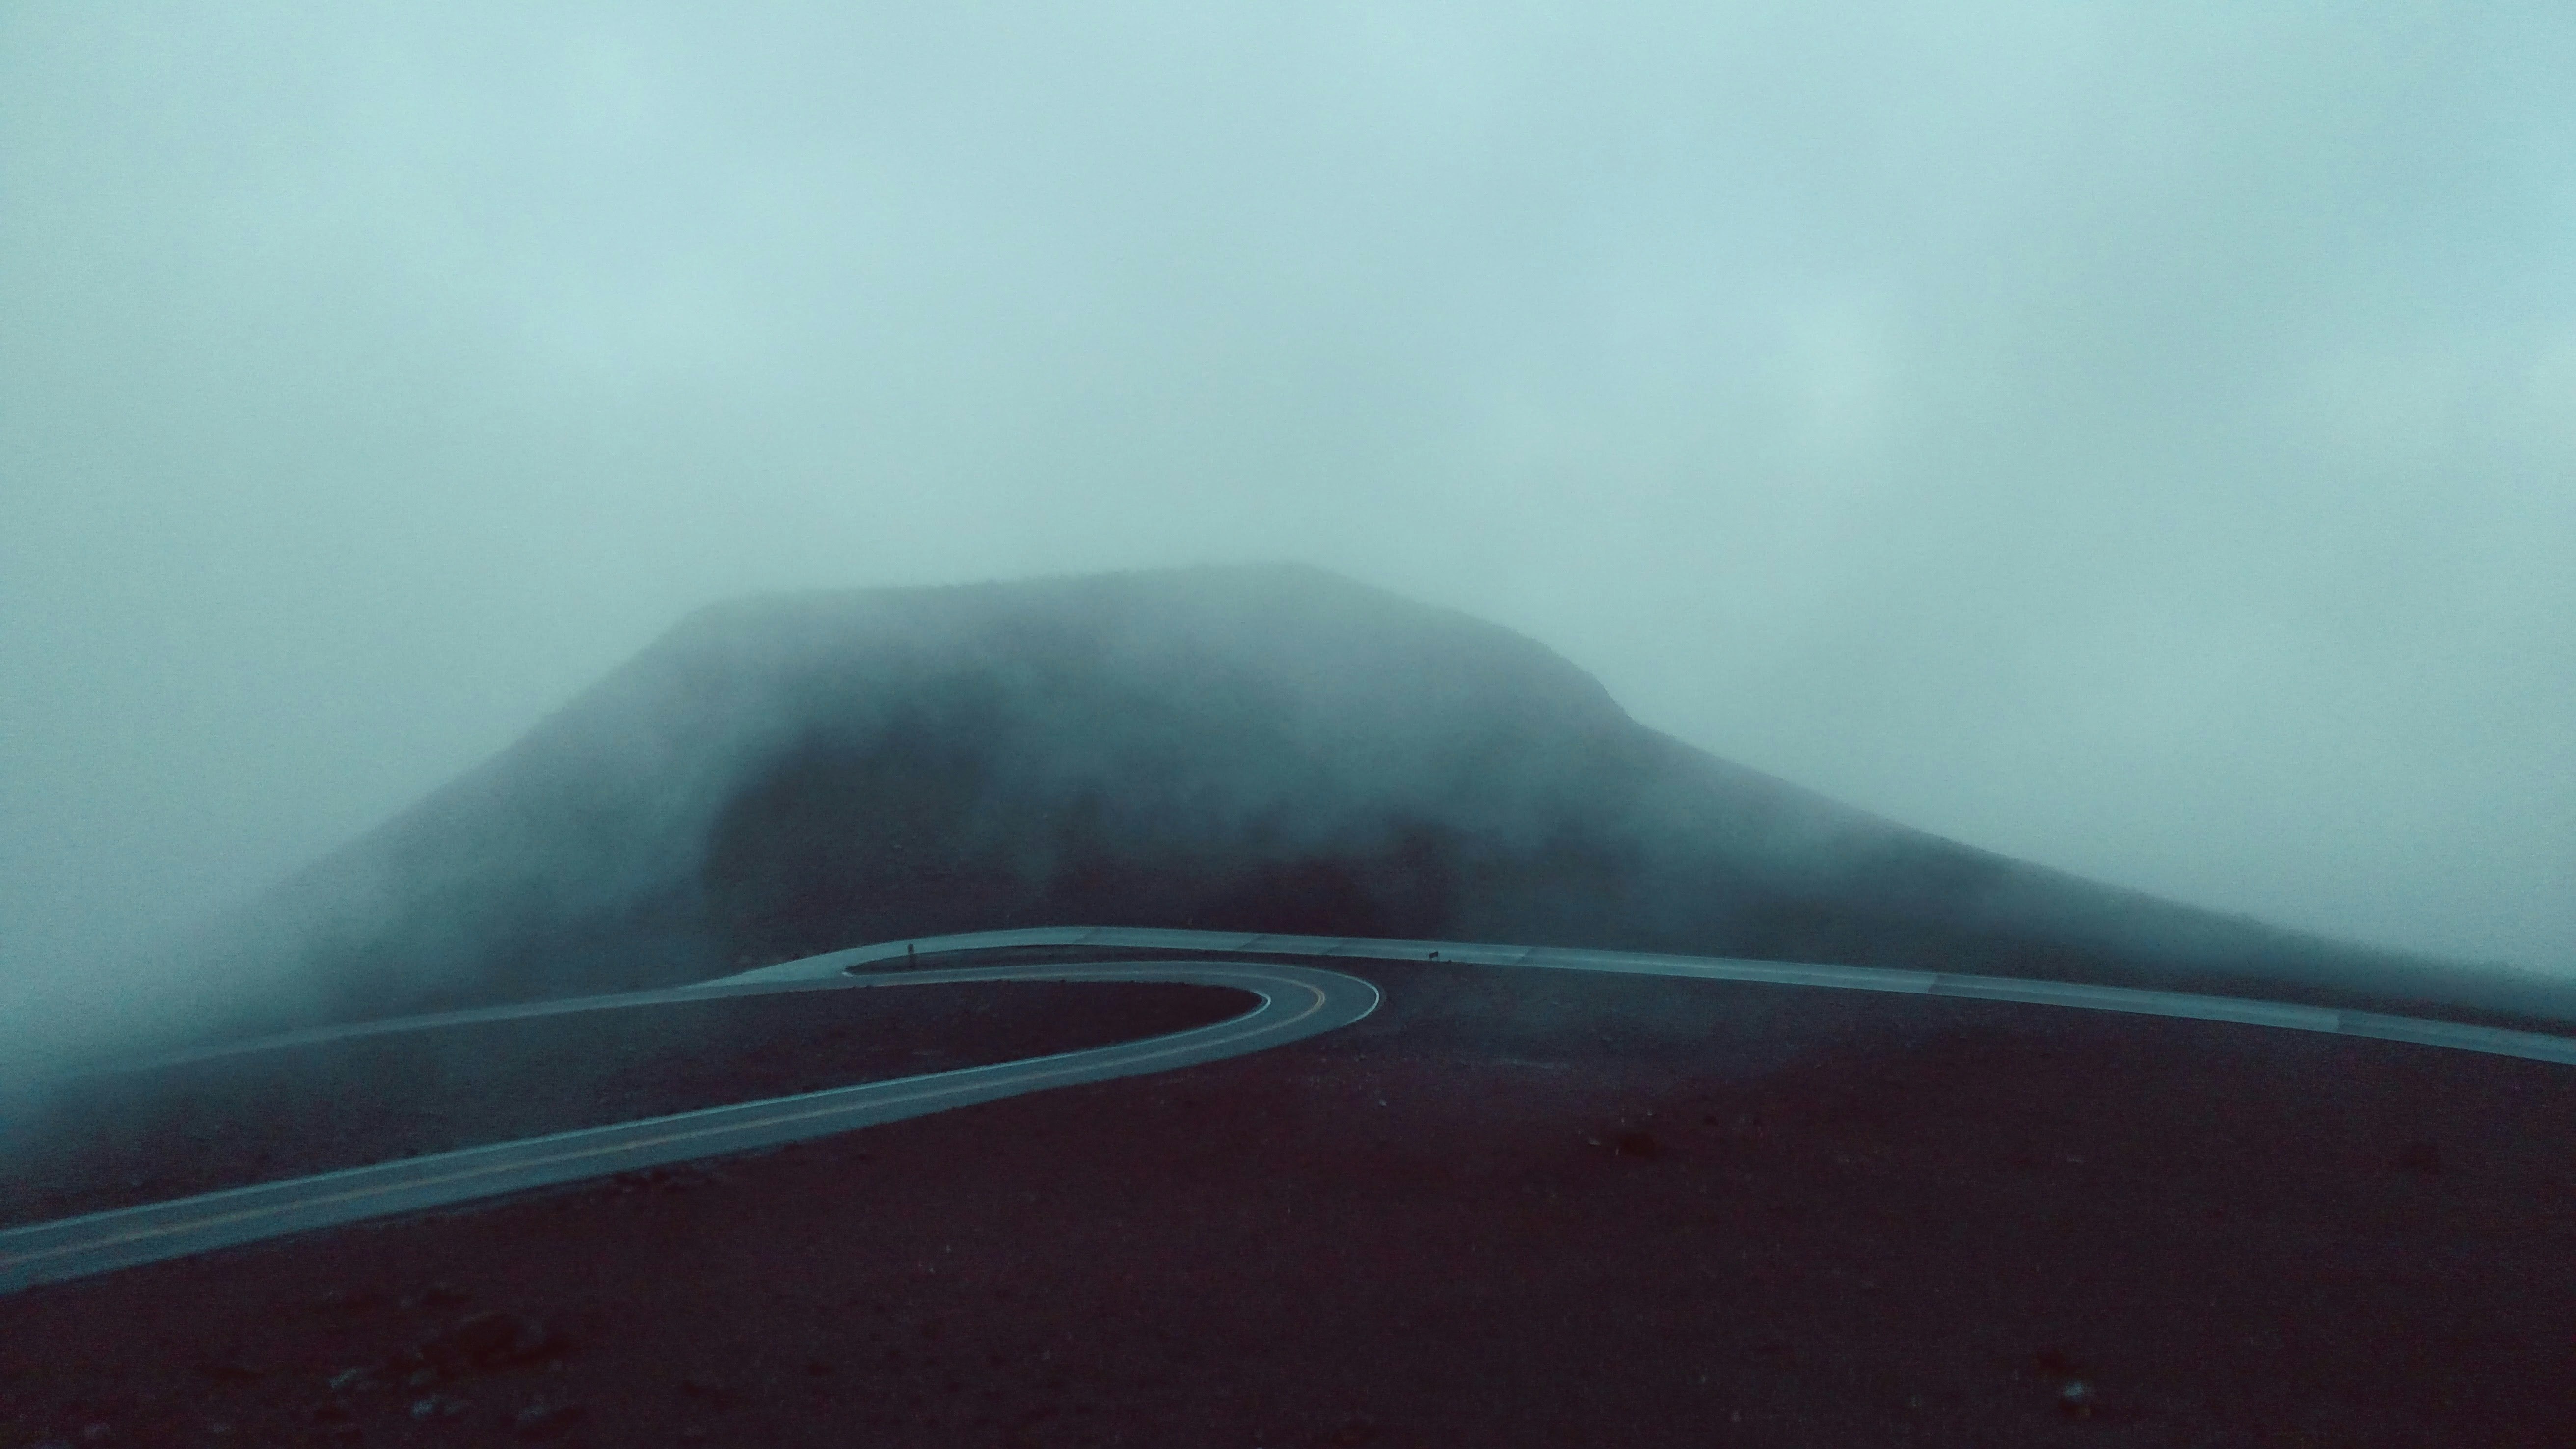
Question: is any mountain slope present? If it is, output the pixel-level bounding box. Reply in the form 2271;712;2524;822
158;564;2568;1046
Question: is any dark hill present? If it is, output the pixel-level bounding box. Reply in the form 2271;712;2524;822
154;564;2572;1047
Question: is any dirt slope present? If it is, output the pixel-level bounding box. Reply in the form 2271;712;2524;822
127;565;2554;1067
5;962;2571;1448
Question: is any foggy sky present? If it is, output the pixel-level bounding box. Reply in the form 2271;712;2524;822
4;0;2571;1005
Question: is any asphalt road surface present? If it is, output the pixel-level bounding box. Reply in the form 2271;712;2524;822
7;925;2570;1296
0;958;1375;1295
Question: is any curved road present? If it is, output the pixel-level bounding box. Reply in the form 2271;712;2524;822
0;959;1376;1295
7;924;2573;1295
798;925;2576;1065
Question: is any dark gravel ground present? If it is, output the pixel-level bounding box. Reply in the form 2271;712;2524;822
0;981;1249;1228
4;962;2574;1447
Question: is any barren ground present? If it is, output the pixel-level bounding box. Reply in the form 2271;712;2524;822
5;962;2574;1447
0;982;1248;1228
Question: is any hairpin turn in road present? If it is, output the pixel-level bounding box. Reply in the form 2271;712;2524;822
10;923;2572;1297
0;958;1377;1296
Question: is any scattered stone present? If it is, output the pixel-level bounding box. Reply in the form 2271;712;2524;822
418;1311;565;1372
2031;1348;2099;1419
1318;1413;1380;1446
402;1281;472;1310
410;1396;470;1421
1611;1130;1664;1160
328;1365;384;1394
678;1376;739;1409
512;1398;587;1440
313;1287;389;1316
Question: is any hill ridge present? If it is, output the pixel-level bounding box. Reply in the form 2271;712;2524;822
117;564;2567;1060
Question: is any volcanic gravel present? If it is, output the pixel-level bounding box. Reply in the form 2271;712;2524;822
0;981;1248;1228
4;963;2574;1447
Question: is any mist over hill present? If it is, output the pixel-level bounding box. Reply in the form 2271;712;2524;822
78;565;2573;1063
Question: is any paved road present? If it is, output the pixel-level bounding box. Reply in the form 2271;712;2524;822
0;960;1376;1295
8;924;2572;1296
773;924;2576;1067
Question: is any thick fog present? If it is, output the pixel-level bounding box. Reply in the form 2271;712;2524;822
5;0;2571;1024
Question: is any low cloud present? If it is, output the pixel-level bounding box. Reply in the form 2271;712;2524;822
3;1;2569;1048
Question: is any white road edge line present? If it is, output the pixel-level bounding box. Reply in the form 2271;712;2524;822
0;961;1375;1294
777;925;2576;1066
7;924;2568;1295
